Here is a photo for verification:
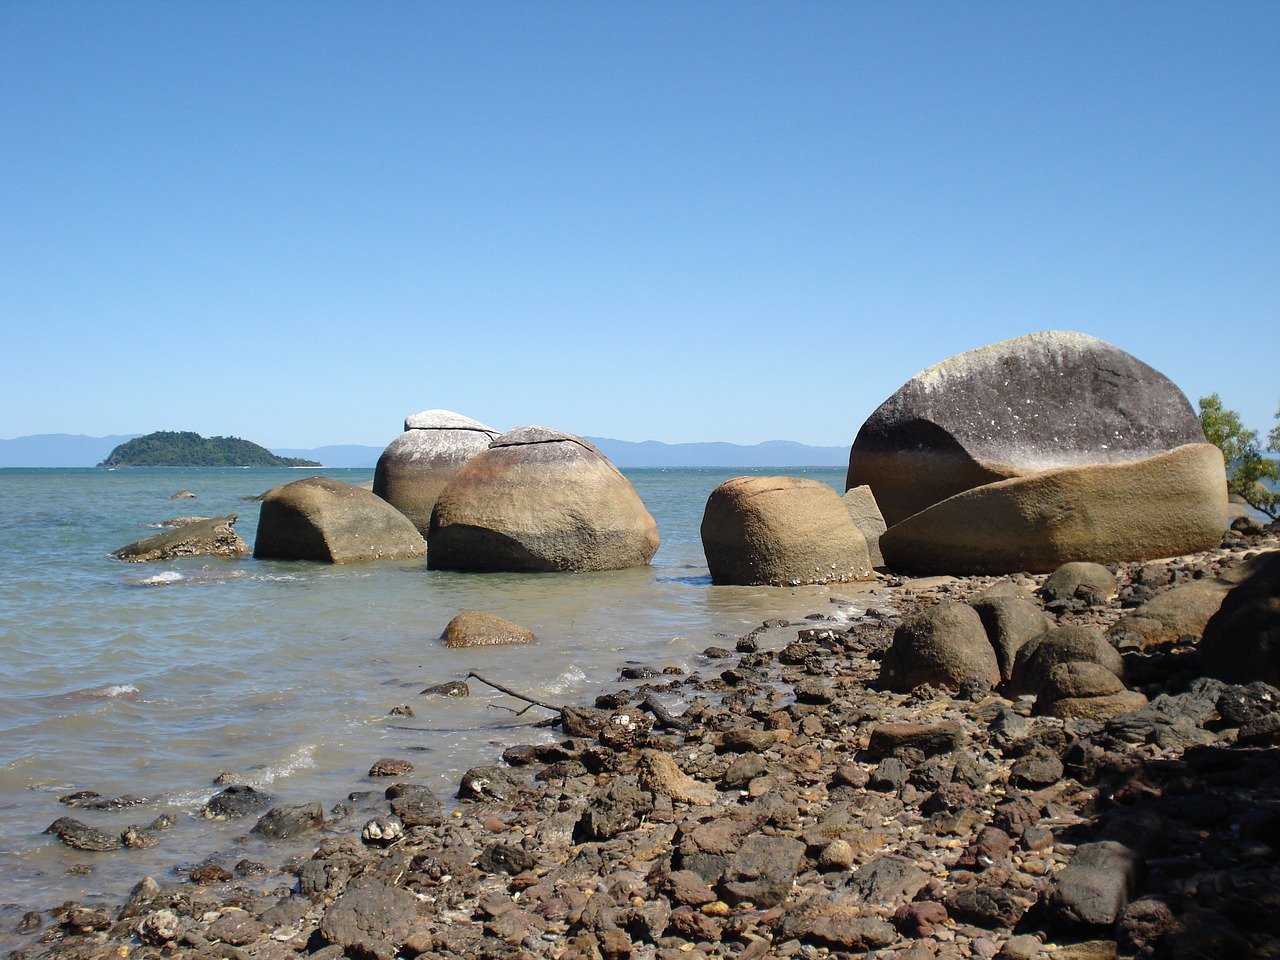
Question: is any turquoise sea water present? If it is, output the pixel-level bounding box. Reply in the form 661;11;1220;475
0;466;887;926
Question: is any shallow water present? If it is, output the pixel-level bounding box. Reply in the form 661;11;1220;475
0;466;887;920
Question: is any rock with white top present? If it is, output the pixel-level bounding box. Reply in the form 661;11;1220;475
373;410;499;536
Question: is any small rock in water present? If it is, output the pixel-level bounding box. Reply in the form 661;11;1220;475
251;802;324;840
168;490;196;499
203;783;271;819
121;825;159;848
420;680;470;697
189;861;233;884
441;611;535;648
369;757;414;777
43;817;121;851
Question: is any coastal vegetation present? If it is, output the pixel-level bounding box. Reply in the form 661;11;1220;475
98;431;320;468
1198;394;1280;518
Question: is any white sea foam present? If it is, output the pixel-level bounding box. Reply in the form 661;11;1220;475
138;570;185;585
99;684;140;699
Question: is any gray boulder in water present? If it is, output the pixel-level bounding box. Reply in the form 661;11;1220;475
253;477;426;563
847;331;1227;573
372;409;499;537
428;426;659;572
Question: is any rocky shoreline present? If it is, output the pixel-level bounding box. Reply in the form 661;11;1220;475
12;526;1280;960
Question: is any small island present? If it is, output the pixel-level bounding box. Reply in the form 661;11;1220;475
98;431;321;468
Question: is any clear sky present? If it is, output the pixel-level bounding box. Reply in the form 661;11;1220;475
2;2;1277;450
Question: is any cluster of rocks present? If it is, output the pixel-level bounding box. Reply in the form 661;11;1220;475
26;524;1280;960
252;419;659;573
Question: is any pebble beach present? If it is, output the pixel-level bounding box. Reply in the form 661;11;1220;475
12;519;1280;960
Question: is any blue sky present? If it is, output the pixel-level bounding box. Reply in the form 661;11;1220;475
2;2;1276;449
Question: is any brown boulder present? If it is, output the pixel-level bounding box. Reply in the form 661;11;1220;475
1007;624;1124;698
701;476;873;586
372;409;499;537
1111;577;1232;647
253;477;426;563
428;426;658;572
441;611;535;648
879;444;1227;574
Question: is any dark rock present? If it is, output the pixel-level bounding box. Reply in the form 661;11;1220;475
1117;898;1176;952
776;899;898;950
477;842;537;875
1009;748;1064;788
251;802;324;840
1046;840;1142;927
880;602;1000;691
43;817;121;851
868;721;963;759
839;856;929;907
421;680;470;697
893;901;949;937
202;784;270;819
576;777;654;841
1008;624;1124;697
458;765;524;802
1198;547;1280;686
368;757;414;777
947;883;1034;929
318;878;421;960
719;835;806;907
1217;680;1280;726
386;783;445;827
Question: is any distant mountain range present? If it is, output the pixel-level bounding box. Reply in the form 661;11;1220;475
1;433;849;469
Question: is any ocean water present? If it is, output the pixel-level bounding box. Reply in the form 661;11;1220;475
0;466;888;922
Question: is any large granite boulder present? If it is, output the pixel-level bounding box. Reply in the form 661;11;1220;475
878;444;1226;574
427;426;659;572
254;477;427;563
113;515;248;562
847;331;1213;526
372;410;499;537
701;476;873;586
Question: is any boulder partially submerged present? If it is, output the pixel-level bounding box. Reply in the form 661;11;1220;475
701;476;873;586
428;426;659;572
372;410;499;537
254;477;426;564
113;515;248;562
848;332;1227;574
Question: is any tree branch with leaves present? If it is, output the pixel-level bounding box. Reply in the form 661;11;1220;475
1198;394;1279;519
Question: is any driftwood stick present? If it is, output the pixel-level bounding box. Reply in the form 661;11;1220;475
640;693;693;731
466;672;562;714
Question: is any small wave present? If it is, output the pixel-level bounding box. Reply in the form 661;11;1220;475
242;744;317;788
100;684;140;699
540;665;587;696
132;568;249;588
137;571;185;586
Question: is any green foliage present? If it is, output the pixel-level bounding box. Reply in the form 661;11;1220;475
1198;395;1278;518
99;431;320;468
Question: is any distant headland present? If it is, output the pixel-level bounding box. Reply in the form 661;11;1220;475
97;431;321;468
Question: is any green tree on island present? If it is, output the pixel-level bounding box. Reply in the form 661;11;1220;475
99;431;320;468
1198;394;1279;518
